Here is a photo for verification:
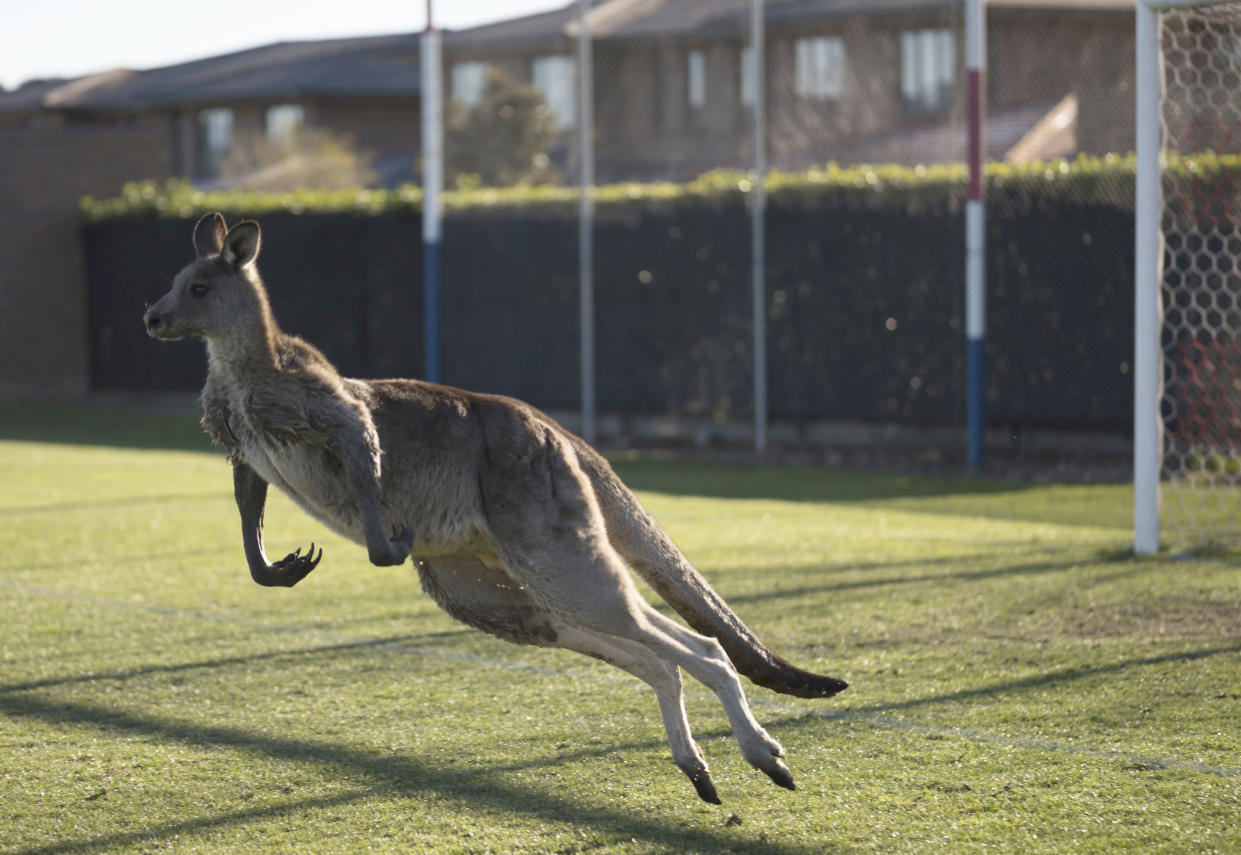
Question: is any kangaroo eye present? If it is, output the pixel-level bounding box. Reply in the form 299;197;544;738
189;283;209;297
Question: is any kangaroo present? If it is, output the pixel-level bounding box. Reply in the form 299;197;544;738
142;212;848;804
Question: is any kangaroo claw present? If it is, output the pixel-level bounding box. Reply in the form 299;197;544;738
263;542;322;586
763;760;796;791
691;772;722;805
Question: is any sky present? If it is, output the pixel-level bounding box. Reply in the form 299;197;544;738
0;0;566;91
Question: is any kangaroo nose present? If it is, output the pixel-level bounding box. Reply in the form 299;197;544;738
144;309;163;335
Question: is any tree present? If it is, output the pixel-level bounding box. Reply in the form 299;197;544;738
444;67;561;188
218;127;378;192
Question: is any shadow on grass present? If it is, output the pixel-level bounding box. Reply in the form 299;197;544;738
0;403;211;454
719;547;1139;607
8;788;381;855
611;458;1133;531
0;631;469;695
0;692;843;855
843;641;1241;717
0;492;226;517
613;457;1031;503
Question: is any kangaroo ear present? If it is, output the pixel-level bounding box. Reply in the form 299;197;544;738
193;212;227;259
221;221;261;269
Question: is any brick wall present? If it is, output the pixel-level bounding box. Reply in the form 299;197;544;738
0;115;173;400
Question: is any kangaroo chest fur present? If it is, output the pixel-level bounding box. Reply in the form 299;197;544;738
205;353;359;539
206;354;488;556
237;394;359;536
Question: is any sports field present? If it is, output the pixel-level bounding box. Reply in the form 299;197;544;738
1;405;1238;854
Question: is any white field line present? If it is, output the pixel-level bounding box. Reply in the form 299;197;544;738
4;579;1240;780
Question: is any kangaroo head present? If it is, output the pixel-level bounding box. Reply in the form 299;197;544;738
144;212;273;342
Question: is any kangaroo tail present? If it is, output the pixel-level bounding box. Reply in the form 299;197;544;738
572;444;849;699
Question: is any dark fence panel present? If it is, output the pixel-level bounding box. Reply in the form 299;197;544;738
86;217;206;393
85;213;424;394
438;210;578;405
768;194;967;425
83;193;1135;433
987;198;1135;430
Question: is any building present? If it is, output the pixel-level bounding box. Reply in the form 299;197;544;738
443;0;1133;179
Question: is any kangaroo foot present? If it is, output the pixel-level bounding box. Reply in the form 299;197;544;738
743;732;795;791
761;758;796;791
677;758;721;805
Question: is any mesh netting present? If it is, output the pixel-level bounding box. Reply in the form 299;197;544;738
1159;3;1241;547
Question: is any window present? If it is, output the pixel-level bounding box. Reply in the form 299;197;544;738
197;107;233;171
795;36;846;100
452;61;489;108
532;55;575;130
901;28;955;111
265;103;305;146
740;45;756;108
687;50;706;111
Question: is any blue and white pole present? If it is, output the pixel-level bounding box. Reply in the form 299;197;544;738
750;0;768;454
421;10;443;384
578;0;596;446
965;0;986;469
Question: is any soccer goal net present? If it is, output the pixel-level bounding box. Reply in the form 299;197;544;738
1136;1;1241;552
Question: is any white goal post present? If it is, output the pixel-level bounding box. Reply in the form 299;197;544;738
1136;0;1241;553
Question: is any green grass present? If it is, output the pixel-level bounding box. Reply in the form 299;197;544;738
2;405;1239;854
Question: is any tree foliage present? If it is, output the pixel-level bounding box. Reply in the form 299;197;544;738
444;68;560;188
218;127;378;192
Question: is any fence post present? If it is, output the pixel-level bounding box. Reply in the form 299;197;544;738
578;0;596;446
751;0;767;454
421;6;443;384
965;0;986;469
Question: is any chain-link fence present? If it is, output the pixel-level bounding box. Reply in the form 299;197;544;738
1155;2;1241;548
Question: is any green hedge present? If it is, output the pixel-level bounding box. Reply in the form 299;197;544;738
80;154;1175;222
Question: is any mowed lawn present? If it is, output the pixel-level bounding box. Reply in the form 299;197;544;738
1;405;1239;855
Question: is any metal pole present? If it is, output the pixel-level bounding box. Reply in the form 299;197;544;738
965;0;986;469
750;0;767;454
578;0;596;445
1134;0;1162;554
421;4;443;383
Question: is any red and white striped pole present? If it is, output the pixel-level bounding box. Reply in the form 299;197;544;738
965;0;986;468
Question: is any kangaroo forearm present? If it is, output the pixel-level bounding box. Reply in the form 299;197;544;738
334;428;412;565
233;461;320;586
234;462;274;581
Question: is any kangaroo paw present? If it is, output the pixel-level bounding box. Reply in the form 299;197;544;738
390;524;415;554
258;543;322;587
369;525;414;567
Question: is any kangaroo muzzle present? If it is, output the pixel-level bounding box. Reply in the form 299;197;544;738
143;300;180;340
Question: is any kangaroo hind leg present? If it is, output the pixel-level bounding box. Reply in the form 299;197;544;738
481;428;793;791
416;554;718;802
552;624;720;804
499;537;794;792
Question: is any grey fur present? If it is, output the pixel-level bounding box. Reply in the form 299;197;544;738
143;213;848;803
